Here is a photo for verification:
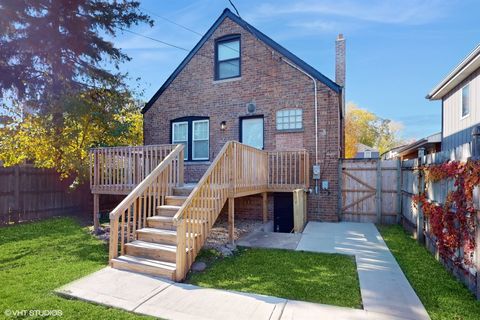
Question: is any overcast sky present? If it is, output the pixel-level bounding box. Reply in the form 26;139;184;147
113;0;480;140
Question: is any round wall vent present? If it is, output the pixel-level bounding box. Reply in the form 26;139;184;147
246;102;256;113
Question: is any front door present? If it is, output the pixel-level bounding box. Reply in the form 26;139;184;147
240;116;264;149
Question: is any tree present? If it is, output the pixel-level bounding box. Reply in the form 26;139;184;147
0;0;152;112
0;90;143;180
0;1;152;180
345;103;404;158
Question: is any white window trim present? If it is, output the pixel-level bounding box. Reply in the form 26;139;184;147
172;121;188;160
192;120;209;160
460;83;470;120
364;150;372;158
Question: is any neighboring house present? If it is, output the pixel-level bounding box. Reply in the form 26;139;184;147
142;9;345;221
427;44;480;154
382;132;441;161
355;143;379;159
381;145;405;160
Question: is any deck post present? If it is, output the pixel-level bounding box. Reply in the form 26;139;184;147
93;193;100;231
262;192;268;223
228;197;235;244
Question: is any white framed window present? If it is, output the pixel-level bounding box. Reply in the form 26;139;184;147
192;120;209;160
172;121;188;160
461;83;470;119
276;109;302;130
364;150;372;158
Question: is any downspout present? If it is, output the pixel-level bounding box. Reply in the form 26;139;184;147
280;57;319;194
280;57;319;165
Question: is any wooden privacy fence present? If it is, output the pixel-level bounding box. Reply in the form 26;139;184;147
0;165;86;225
339;159;401;224
400;150;480;298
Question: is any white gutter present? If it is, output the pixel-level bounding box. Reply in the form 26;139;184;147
280;57;319;164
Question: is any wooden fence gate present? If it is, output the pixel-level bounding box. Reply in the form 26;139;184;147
339;159;401;224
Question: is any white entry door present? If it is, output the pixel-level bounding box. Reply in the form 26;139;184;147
241;117;264;149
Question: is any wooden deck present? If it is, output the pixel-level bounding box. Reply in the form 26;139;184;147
89;142;309;280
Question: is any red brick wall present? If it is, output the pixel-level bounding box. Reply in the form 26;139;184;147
144;17;342;221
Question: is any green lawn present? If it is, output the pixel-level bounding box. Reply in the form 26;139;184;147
378;225;480;320
186;247;362;308
0;217;151;319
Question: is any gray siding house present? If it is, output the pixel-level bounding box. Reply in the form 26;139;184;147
427;44;480;153
355;143;379;159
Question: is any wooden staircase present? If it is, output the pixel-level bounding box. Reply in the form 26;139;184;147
111;185;195;280
105;142;309;281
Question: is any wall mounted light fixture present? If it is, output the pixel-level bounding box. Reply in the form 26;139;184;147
220;121;227;131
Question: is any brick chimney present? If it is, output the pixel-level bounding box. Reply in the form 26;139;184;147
335;33;346;87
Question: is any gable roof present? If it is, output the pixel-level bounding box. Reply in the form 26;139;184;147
356;143;378;152
427;44;480;100
142;8;341;114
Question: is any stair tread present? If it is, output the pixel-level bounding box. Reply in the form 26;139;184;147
165;195;188;199
137;228;177;236
114;255;176;270
125;240;177;251
148;216;174;221
147;215;206;223
157;205;181;210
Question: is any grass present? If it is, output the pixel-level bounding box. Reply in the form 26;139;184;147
0;217;152;319
186;247;362;308
378;225;480;320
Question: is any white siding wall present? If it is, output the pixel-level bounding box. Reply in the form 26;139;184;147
442;67;480;150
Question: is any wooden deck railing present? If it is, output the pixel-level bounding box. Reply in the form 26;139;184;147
172;142;309;280
267;150;310;191
108;144;184;261
233;143;269;197
90;144;178;195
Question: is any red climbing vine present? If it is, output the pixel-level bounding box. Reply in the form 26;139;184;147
412;160;480;267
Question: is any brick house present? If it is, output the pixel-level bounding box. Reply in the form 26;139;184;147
142;8;345;222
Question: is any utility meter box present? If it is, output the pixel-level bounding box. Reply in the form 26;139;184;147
312;165;320;180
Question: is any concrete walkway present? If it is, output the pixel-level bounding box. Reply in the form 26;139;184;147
296;222;430;320
56;222;430;320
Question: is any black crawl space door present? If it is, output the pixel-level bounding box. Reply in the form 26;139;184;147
273;192;294;233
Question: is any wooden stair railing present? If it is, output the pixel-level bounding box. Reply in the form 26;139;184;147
109;144;184;261
172;141;269;280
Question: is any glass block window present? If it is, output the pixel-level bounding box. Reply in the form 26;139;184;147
276;109;303;130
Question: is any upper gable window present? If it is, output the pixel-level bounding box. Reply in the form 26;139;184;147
215;35;240;80
461;83;470;118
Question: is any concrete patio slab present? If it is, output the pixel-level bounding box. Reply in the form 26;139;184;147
236;230;301;250
297;222;430;320
55;267;172;312
136;283;286;320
